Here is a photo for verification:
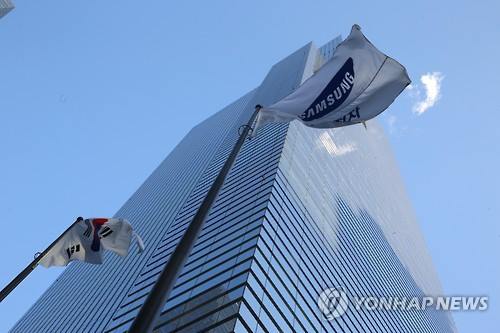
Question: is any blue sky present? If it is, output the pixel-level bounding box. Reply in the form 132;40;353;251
0;1;498;332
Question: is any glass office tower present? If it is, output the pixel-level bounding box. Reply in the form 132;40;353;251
0;0;14;19
11;36;456;333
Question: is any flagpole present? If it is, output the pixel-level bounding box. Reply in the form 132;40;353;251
129;105;262;333
0;216;83;303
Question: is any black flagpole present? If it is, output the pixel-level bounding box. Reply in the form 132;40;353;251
129;105;262;333
0;216;83;303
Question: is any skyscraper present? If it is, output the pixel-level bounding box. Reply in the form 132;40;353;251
11;36;456;332
0;0;14;19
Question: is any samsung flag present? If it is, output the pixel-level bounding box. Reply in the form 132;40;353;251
39;218;144;268
254;25;411;130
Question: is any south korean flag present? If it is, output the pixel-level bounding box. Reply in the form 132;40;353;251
39;218;144;268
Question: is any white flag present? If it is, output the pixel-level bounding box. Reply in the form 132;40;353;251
254;25;411;130
39;218;144;268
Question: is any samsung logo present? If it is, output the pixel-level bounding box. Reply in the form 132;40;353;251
299;58;355;122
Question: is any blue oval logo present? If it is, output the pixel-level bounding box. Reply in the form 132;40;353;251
299;57;355;122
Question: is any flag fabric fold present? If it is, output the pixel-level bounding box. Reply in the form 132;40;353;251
254;24;411;131
39;218;143;268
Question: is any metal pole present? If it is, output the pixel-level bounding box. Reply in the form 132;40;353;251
0;216;83;303
129;105;262;333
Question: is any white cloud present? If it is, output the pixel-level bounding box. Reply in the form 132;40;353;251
387;115;397;133
318;132;357;156
412;72;444;115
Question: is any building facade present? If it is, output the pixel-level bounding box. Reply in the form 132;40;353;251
11;36;456;333
0;0;14;19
